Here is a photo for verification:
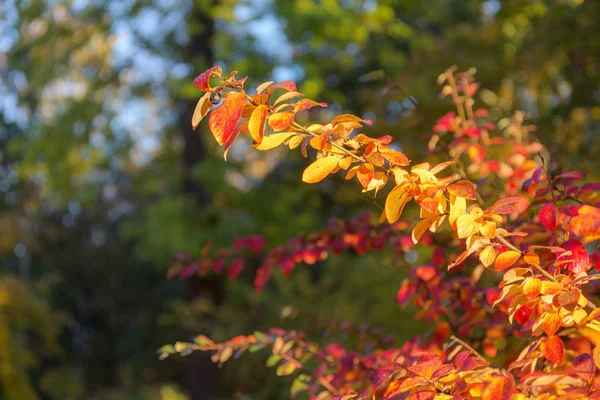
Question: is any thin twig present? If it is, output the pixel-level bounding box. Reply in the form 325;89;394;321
450;335;488;365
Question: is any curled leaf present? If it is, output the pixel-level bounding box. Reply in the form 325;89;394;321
192;92;213;130
194;66;223;91
249;105;268;144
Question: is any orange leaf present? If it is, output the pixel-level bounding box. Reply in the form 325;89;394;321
412;217;434;244
524;252;540;266
302;156;341;183
248;105;268;144
482;375;517;400
542;311;562;336
382;150;410;166
332;114;372;126
294;99;327;113
543;335;564;363
494;251;521;271
593;346;600;369
208;92;246;146
268;111;295;131
447;180;477;200
191;92;213;130
385;185;410;224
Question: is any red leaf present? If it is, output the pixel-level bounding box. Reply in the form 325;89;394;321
489;197;523;215
543;336;564;363
539;203;558;231
561;239;591;274
227;259;244;280
208;92;246;146
406;359;442;380
266;80;297;95
194;66;222;91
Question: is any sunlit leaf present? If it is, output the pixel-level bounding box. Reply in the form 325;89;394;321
248;105;268;144
494;251;521;271
208;92;246;146
302;156;342;183
269;111;295;131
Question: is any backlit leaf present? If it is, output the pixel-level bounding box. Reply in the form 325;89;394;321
192;92;212;130
479;246;496;267
332;114;372;126
248;105;268;144
456;214;482;239
524;252;540;266
542;311;561;336
208;92;246;146
522;277;541;299
494;251;521;271
255;80;274;94
482;375;517;400
274;91;304;105
542;336;564;363
254;132;296;150
447;180;477;199
385;185;410;223
539;203;558;231
269;111;295;131
194;65;222;91
593;346;600;369
302;156;342;183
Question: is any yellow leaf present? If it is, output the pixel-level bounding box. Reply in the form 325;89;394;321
287;135;304;149
274;91;304;105
248;105;268;144
256;81;274;94
479;246;496;267
412;217;435;244
302;156;342;183
480;220;496;238
338;156;353;170
191;92;212;130
456;214;482;239
385;185;411;223
449;196;466;227
254;132;296;150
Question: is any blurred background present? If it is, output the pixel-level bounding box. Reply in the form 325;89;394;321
1;0;599;399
